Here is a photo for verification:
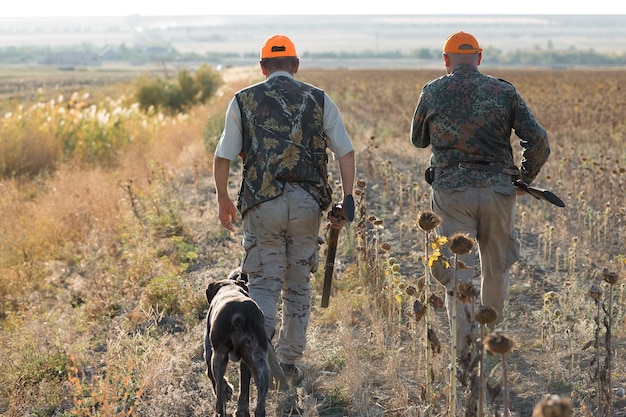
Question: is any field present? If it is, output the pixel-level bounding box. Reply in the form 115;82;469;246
0;64;625;417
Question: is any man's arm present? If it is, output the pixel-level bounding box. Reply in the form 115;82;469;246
213;156;238;232
410;91;431;148
338;150;355;197
513;92;550;184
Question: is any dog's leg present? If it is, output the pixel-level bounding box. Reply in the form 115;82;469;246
206;328;233;402
235;363;251;417
212;350;233;417
254;356;270;417
250;352;270;417
205;329;218;393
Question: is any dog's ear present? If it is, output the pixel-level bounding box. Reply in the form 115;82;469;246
233;279;250;294
206;281;226;304
227;268;249;284
227;268;242;281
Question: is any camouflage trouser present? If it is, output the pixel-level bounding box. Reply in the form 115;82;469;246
430;185;521;353
241;182;322;365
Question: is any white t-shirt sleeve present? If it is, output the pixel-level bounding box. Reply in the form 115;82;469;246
323;93;354;158
214;97;243;161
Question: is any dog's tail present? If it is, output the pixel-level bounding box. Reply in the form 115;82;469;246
231;312;245;329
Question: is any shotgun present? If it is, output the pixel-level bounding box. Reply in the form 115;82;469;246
321;194;354;308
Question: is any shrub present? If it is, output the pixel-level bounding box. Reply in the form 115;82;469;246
134;76;168;113
135;65;222;113
175;69;199;108
194;63;222;102
0;327;73;413
143;270;188;315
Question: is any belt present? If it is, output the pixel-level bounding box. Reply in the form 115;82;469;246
455;162;521;177
426;163;521;184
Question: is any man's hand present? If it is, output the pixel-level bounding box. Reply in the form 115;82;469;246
328;209;347;230
214;156;237;231
327;194;354;230
218;196;237;232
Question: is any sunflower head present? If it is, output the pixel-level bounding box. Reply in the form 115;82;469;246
457;281;479;303
474;305;498;325
448;233;474;255
601;268;619;285
588;284;603;302
484;331;515;355
416;210;441;232
531;395;573;417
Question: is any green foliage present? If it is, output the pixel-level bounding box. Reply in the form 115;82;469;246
140;235;198;315
1;332;72;406
322;344;346;371
194;64;222;102
143;163;185;238
169;235;199;269
117;165;197;316
134;76;168;113
143;269;188;315
15;344;70;388
177;69;200;104
135;64;222;113
0;91;182;178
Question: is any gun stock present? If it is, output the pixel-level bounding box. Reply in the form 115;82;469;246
514;180;565;208
321;227;339;308
320;195;354;308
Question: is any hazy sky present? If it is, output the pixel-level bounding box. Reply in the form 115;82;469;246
2;0;626;17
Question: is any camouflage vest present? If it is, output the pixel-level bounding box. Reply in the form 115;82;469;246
235;75;332;215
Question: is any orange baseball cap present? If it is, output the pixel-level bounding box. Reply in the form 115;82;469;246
443;31;482;54
260;35;298;59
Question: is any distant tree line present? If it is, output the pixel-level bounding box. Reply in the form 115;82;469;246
303;46;626;67
1;42;626;68
405;45;626;67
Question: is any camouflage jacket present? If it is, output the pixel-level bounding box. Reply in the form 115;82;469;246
410;64;550;188
236;75;332;215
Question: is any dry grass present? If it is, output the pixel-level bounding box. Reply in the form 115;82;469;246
0;65;625;417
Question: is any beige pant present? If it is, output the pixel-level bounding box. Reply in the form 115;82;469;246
241;183;322;365
430;185;521;353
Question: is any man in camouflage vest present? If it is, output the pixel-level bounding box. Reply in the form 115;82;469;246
410;31;550;354
214;34;355;385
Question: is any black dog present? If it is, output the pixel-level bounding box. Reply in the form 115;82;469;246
204;272;269;417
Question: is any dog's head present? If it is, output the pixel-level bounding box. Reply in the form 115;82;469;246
227;268;249;293
227;268;249;284
205;269;250;305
